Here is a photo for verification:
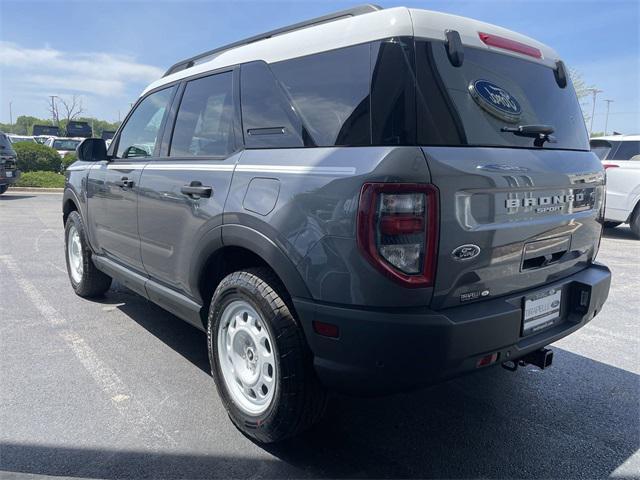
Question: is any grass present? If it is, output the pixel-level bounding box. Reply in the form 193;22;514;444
15;171;65;188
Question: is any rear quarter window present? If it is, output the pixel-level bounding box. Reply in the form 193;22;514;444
270;44;371;146
590;139;616;160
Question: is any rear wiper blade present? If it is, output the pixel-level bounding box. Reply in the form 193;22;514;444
501;124;556;147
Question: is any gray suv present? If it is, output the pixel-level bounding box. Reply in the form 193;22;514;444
63;5;611;443
0;132;20;194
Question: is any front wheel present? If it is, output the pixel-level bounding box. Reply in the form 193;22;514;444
0;184;8;195
65;211;112;297
630;205;640;239
208;268;326;443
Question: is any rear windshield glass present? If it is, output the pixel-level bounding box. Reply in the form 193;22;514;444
590;139;616;160
53;139;81;150
416;40;589;151
0;133;13;153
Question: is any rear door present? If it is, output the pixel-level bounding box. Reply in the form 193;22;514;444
87;85;176;272
413;39;605;309
137;68;240;301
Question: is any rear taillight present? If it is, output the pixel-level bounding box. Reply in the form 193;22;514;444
357;183;439;288
478;32;542;59
603;163;619;170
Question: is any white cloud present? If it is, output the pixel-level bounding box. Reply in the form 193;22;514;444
0;41;163;96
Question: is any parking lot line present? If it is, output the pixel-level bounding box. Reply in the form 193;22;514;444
0;254;177;448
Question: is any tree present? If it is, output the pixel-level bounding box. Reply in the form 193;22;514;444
570;68;597;126
56;95;84;125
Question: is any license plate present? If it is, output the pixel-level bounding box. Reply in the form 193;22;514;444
523;288;562;336
6;171;12;177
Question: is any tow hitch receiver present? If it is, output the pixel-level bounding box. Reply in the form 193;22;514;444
502;348;554;372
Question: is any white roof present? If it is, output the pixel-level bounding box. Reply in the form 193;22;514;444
591;135;640;141
143;6;560;96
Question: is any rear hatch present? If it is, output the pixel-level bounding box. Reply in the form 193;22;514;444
0;133;18;178
412;37;605;309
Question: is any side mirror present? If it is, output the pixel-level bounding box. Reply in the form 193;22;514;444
77;138;107;162
631;155;640;162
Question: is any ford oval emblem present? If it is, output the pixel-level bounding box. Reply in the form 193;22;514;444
469;80;522;123
452;244;481;261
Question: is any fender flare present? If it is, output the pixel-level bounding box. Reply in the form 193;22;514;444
62;187;83;225
222;224;311;300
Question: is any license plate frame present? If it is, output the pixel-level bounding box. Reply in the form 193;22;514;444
522;287;563;336
6;171;13;177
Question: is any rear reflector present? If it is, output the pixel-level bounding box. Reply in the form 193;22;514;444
313;321;340;338
380;215;424;235
479;32;542;59
477;352;499;368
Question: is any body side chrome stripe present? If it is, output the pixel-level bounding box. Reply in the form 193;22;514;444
68;163;356;175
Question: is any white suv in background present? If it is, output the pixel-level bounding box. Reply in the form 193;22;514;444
590;135;640;237
44;137;82;158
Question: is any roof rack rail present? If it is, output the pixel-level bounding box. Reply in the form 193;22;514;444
163;4;383;77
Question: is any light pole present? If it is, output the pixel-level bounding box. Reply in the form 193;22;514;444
603;99;614;136
49;95;59;125
8;101;12;133
587;88;603;137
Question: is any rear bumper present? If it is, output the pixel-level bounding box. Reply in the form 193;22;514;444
294;263;611;395
0;170;20;185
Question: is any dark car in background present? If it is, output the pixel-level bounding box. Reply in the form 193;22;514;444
0;132;20;194
33;125;61;138
66;121;92;138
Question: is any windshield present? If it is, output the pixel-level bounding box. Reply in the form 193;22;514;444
590;139;616;160
9;136;36;144
415;41;589;151
1;133;16;153
53;139;81;150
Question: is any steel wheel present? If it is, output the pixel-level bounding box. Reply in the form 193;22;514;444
217;300;277;415
67;224;84;283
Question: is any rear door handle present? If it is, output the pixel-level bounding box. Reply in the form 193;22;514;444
181;181;212;198
115;176;134;188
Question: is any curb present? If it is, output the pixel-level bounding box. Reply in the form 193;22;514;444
9;187;64;193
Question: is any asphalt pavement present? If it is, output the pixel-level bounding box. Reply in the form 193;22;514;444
1;191;638;479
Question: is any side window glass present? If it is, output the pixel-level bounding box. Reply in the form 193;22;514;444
271;44;371;146
240;61;306;149
116;86;176;159
611;141;640;160
170;71;235;157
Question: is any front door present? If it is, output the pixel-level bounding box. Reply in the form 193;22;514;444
138;69;239;299
86;85;177;272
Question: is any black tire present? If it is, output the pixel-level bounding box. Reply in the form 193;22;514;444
0;184;8;195
64;210;112;297
630;205;640;239
207;268;326;443
603;221;622;229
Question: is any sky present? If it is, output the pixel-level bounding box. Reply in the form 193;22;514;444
1;0;638;134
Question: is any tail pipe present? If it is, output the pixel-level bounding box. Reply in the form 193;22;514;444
502;348;554;372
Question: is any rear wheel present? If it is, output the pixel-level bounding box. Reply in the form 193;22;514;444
208;268;326;443
64;211;112;297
